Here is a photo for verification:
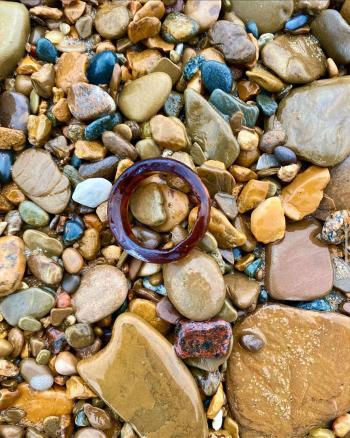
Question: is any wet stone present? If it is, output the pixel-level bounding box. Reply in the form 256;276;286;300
239;330;265;352
28;254;63;285
265;219;333;301
0;236;26;297
161;12;199;43
72;178;112;208
20;358;53;391
333;257;350;293
87;51;117;86
224;272;260;310
200;61;233;94
79;156;119;180
323;155;350;213
18;201;49;227
65;323;94;349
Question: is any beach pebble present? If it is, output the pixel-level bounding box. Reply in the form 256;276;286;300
72;178;112;208
20;358;54;391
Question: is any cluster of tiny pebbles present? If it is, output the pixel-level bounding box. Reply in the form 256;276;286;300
1;0;350;437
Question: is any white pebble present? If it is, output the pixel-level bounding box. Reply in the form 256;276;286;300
72;178;112;208
212;409;223;431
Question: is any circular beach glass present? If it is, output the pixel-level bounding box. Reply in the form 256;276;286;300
108;158;210;263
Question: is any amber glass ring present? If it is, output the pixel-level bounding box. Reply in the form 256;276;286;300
108;158;210;263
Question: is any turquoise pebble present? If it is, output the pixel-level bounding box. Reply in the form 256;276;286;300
295;298;331;311
232;247;242;260
244;258;262;278
201;60;233;94
36;38;58;63
258;288;269;303
63;219;84;245
87;51;117;85
256;92;278;116
75;411;90;427
246;20;259;38
19;201;50;227
183;55;205;81
85;113;122;140
0;150;13;184
285;14;308;30
164;92;184;117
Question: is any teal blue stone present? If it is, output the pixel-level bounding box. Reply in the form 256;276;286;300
256;92;278;116
244;258;262;278
209;89;259;128
85;113;122;140
143;278;167;296
19;200;50;227
0;150;13;184
63;219;84;245
87;51;117;85
201;61;233;94
75;411;90;427
36;38;58;63
295;298;331;311
246;21;259;38
232;247;242;260
258;288;269;303
164;92;184;117
183;56;205;80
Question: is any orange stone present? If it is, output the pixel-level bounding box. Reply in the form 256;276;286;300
128;16;161;43
237;180;270;213
281;165;330;221
250;197;286;244
237;80;260;101
127;49;162;79
56;52;88;93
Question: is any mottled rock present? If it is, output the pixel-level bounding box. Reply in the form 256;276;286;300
161;12;199;43
0;236;25;297
12;149;71;214
184;0;221;30
185;89;239;167
277;77;350;167
266;219;333;301
163;249;225;321
197;161;235;196
20;358;53;391
262;34;327;84
227;305;350;438
333;257;350;294
72;265;128;324
95;4;130;39
78;313;208;438
102;131;138;160
323;155;350;213
28;254;63;285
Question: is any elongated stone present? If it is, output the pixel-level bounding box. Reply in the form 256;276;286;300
0;236;26;297
78;313;208;438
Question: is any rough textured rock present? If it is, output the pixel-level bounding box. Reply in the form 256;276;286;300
277;77;350;167
12;149;70;214
265;219;333;301
185;89;239;167
0;236;26;297
78;313;208;438
72;265;128;324
227;305;350;438
323;155;350;213
262;34;327;84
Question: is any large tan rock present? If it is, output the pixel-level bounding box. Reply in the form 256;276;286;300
0;236;26;297
12;149;71;214
227;305;350;438
78;313;208;438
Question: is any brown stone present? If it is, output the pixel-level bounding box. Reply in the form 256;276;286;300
78;313;208;438
128;49;162;79
134;0;165;21
322;155;350;214
224;272;260;310
52;98;71;123
227;305;350;438
102;131;138;160
150;115;188;151
265;219;333;301
0;127;26;150
128;17;161;44
64;0;86;23
129;298;170;334
27;114;52;147
197;161;235;196
281;165;330;221
56;52;88;93
0;236;26;297
230;165;257;183
236;80;260;101
13;383;73;426
246;65;284;93
250;196;286;244
31;63;55;98
151;57;181;84
237;180;270;213
12;149;71;214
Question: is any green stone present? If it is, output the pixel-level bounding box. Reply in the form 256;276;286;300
19;200;50;227
63;165;84;188
209;89;259;128
256;92;278;116
0;288;55;326
18;316;42;332
36;349;51;365
161;12;200;43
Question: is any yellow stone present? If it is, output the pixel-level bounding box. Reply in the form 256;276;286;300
127;49;162;79
223;416;239;438
27;114;52;146
145;36;174;52
13;383;73;426
0;128;26;151
281;165;330;221
2;182;25;204
52;98;71;123
237;180;270;213
66;375;96;399
16;55;42;75
115;159;134;180
189;206;246;249
230;165;257;183
150;115;188;151
251;197;286;244
207;383;225;419
29;5;63;19
309;428;335;438
129;298;170;334
56;52;88;93
75;140;107;161
333;414;350;437
235;253;255;271
247;65;285;93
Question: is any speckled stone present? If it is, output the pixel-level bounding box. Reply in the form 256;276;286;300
227;305;350;438
78;313;208;438
0;236;26;297
161;12;199;43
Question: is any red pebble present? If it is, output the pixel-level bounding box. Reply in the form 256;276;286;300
174;320;232;360
56;291;71;308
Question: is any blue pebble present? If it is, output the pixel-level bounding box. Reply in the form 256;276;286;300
143;278;167;296
75;411;89;427
285;14;308;31
36;38;58;63
0;150;13;184
244;258;262;278
256;92;278;116
85;113;122;140
295;298;331;312
258;288;269;304
164;92;184;117
232;247;242;261
63;219;84;245
87;51;117;85
183;55;205;81
200;60;233;94
70;154;82;169
246;20;259;38
274;146;297;165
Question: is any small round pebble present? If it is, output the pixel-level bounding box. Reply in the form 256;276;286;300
274;146;297;165
55;351;78;376
200;60;233;94
65;323;95;349
72;178;112;208
36;38;58;63
239;331;265;352
18;200;49;227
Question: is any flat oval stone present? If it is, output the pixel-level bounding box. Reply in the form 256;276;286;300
163;249;226;321
72;265;128;324
262;34;327;84
12;149;71;214
0;288;55;326
265;219;333;301
19;200;49;227
201;60;233;94
0;1;30;79
161;12;200;43
118;72;172;122
0;236;26;297
27;254;63;286
231;0;294;33
277;77;350;167
72;178;112;208
0;91;29;133
227;305;350;438
78;313;208;438
311;10;350;64
185;89;239;167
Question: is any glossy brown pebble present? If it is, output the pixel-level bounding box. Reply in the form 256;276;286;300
265;219;333;301
174;319;232;360
156;297;182;324
227;305;350;438
322;155;350;213
163;249;225;321
0;91;29;132
0;236;26;297
65;323;94;349
224;272;260;310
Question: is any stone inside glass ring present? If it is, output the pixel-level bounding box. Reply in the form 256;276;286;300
108;157;211;263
